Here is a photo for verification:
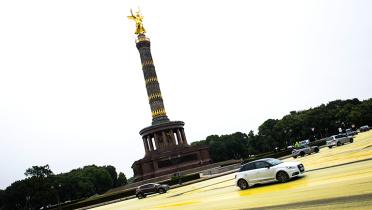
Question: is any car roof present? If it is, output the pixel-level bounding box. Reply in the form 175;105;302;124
242;158;277;166
138;183;158;187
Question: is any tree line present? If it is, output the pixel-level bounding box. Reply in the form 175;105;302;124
0;165;128;210
192;98;372;162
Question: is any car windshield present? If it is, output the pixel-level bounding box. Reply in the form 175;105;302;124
266;159;282;166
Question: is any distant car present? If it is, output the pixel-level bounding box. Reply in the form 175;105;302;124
345;128;357;136
326;134;353;148
360;125;370;132
136;183;170;199
291;145;319;158
235;158;305;190
299;139;310;147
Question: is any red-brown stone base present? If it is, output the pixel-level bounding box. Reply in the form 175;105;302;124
132;145;211;181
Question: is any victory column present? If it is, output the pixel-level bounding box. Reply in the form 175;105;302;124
128;9;211;181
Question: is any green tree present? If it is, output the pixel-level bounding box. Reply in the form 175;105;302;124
127;176;135;184
191;98;372;162
24;165;53;178
103;165;118;187
1;164;122;210
0;189;5;208
83;165;113;194
116;172;128;187
209;137;227;162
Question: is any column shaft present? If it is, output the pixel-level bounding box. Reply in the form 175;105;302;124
181;128;187;145
176;129;183;145
162;131;168;148
148;136;154;151
143;137;149;153
136;35;169;124
170;130;177;146
154;134;159;150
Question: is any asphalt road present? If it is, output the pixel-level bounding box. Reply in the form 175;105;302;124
93;131;372;210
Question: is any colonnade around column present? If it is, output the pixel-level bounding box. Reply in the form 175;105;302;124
142;128;188;153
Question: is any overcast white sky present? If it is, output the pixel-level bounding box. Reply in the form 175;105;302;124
0;0;371;189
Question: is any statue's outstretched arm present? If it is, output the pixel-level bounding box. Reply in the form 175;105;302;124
127;9;135;20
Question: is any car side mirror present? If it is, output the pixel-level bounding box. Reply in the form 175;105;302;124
266;166;270;169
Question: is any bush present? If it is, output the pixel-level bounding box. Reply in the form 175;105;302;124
309;139;327;147
60;189;136;210
161;174;200;186
61;173;201;209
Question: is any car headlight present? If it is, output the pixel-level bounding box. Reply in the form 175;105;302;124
286;166;296;169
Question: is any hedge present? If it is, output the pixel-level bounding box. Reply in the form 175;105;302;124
57;173;201;210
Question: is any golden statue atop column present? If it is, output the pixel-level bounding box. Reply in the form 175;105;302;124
128;9;146;35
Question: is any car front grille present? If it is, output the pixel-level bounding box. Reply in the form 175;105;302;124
298;164;305;172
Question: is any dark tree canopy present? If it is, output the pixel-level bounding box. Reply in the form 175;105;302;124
103;165;118;187
0;189;5;207
24;165;53;178
192;98;372;162
116;172;128;187
1;164;128;210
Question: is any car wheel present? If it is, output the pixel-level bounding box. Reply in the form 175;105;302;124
276;171;290;183
350;139;354;143
314;147;319;153
158;188;166;194
238;179;249;190
337;141;342;146
300;152;305;157
137;193;144;199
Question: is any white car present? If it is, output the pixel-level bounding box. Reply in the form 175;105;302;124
326;134;353;148
235;158;305;190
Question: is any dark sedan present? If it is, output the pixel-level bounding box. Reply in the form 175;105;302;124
136;183;170;199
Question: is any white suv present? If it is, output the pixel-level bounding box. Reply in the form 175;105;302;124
235;158;305;190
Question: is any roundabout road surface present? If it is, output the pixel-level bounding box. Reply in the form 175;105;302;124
93;131;372;210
